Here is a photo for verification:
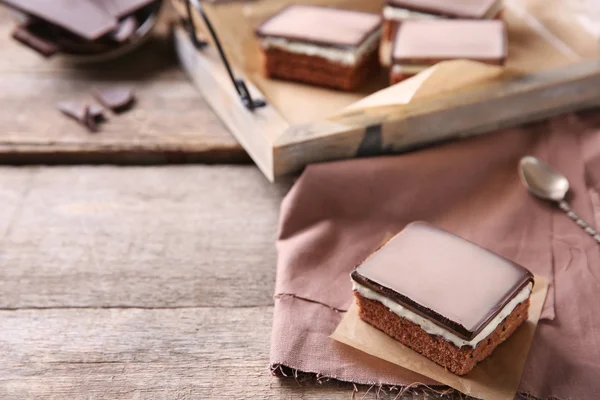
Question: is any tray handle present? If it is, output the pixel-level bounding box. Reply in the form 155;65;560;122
184;0;266;111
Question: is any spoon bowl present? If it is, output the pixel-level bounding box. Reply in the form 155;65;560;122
519;155;600;244
519;156;569;202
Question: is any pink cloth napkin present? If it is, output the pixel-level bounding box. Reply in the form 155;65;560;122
271;113;600;399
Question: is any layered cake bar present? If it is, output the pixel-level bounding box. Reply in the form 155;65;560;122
256;5;382;91
383;0;503;40
390;19;507;84
351;222;533;375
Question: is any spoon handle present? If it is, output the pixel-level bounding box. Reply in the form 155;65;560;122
559;201;600;244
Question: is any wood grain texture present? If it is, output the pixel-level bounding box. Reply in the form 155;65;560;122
0;165;430;399
0;307;426;400
0;8;247;164
0;166;290;309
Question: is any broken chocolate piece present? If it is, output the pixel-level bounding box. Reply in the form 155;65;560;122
92;87;135;112
111;16;138;42
0;0;118;40
91;0;155;18
89;104;106;120
57;101;104;133
12;24;59;57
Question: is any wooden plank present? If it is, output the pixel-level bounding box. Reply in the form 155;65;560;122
0;165;290;309
0;8;247;164
273;59;600;177
0;307;417;400
0;165;440;399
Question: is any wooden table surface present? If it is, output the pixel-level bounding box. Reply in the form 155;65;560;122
0;7;434;400
0;166;430;400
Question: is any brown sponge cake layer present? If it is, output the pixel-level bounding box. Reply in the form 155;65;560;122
390;69;413;84
261;47;380;91
354;292;530;375
383;20;399;41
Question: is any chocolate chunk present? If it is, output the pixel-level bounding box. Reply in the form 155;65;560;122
1;0;117;40
12;24;59;57
90;0;156;18
89;104;106;120
92;87;135;112
351;222;533;340
57;101;105;133
111;16;138;42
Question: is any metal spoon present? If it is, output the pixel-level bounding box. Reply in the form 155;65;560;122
519;155;600;244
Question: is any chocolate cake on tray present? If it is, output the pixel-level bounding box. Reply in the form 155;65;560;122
255;5;383;91
351;222;533;375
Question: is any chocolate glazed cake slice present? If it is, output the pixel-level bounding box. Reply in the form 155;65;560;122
351;222;534;375
256;5;383;91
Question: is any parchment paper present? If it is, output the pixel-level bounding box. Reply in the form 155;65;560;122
193;0;596;125
330;276;549;400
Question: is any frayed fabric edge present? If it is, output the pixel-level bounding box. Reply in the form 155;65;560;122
269;364;562;400
269;363;456;398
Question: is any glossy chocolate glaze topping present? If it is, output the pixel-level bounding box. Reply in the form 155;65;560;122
352;222;533;340
256;5;382;49
386;0;501;18
392;19;507;65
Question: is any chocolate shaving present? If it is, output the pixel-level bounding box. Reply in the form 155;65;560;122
5;0;160;57
12;24;59;57
57;101;105;133
89;104;105;119
92;87;135;112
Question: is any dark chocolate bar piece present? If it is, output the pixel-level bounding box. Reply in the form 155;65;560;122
1;0;117;40
12;23;59;57
351;222;533;340
92;87;135;112
57;101;105;133
89;104;106;121
91;0;155;18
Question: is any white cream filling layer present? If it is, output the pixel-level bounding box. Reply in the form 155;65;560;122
383;6;442;21
352;280;532;348
261;28;382;66
391;64;430;75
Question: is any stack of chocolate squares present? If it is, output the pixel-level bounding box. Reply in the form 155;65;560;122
0;0;162;57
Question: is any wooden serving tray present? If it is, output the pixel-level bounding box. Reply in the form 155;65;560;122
173;0;600;181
